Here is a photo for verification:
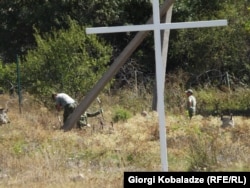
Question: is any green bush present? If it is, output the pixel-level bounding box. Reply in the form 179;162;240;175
112;107;132;123
196;87;250;115
23;19;112;102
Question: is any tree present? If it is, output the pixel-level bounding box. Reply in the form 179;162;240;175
1;0;249;89
0;0;145;63
22;19;112;102
168;0;250;81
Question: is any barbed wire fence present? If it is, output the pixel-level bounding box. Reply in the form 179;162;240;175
186;69;248;90
1;63;249;118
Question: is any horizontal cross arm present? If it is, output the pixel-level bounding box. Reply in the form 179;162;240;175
86;20;227;34
159;20;228;30
86;24;155;34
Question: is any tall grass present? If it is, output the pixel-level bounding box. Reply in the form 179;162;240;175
0;83;249;187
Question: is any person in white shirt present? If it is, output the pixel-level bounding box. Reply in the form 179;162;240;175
52;92;102;128
185;89;196;120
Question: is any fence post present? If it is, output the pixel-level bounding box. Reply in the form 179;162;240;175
16;54;22;114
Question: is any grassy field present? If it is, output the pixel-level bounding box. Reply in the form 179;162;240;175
0;90;249;188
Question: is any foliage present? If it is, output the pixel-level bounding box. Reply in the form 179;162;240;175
169;0;250;77
0;0;249;94
0;0;71;62
0;62;18;93
22;19;112;103
196;87;250;116
0;0;150;63
112;107;132;123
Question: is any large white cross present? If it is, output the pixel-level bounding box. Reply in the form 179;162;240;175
86;0;227;171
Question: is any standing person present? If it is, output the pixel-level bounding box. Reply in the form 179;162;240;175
185;89;197;120
52;92;102;128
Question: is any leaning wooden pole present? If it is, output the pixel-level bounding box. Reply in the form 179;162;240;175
63;0;175;131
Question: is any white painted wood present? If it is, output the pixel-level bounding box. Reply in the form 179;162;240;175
86;20;227;34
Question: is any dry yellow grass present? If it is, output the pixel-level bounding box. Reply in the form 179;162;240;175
0;93;249;187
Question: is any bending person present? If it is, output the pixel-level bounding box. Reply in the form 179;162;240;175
52;92;102;128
